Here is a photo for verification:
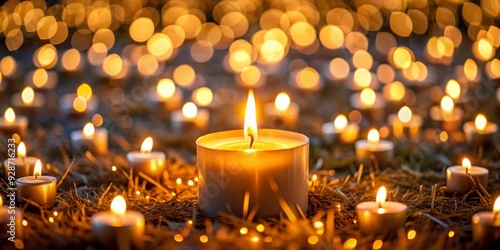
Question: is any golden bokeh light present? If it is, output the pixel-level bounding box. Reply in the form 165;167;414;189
73;96;87;113
36;44;58;69
147;33;174;61
129;17;155;42
360;88;376;107
173;64;196;87
319;25;344;49
240;65;262;86
33;68;48;88
329;58;350;80
295;67;320;90
353;68;372;89
77;83;92;101
156;78;176;100
61;49;81;71
192;87;213;107
383;81;406;102
102;54;123;77
21;87;35;105
352;50;373;69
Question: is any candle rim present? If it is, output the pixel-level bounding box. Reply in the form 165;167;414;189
15;175;57;185
355;201;407;213
447;165;489;175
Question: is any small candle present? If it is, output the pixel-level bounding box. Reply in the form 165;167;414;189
171;102;210;133
0;108;28;138
15;160;57;207
387;106;423;139
356;186;407;235
3;141;39;180
0;196;24;241
148;78;182;110
463;114;498;147
197;90;309;218
321;114;359;144
59;83;99;116
11;86;46;114
429;95;462;132
70;122;108;155
264;92;300;128
349;88;386;110
91;195;144;250
446;158;488;195
127;137;166;180
472;196;500;249
355;129;394;169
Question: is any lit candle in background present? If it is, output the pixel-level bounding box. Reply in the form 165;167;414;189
70;122;108;155
27;68;58;91
349;88;386;121
264;92;299;128
472;196;500;249
192;87;214;108
15;160;57;207
171;102;210;134
429;95;462;132
355;186;407;235
0;107;28;137
355;129;394;169
0;196;24;241
321;114;359;144
387;106;423;139
197;90;309;218
148;78;183;110
445;79;461;103
127;137;166;180
446;158;488;195
463;114;498;147
59;83;99;116
11;86;46;114
454;59;481;86
2;141;39;180
91;195;145;250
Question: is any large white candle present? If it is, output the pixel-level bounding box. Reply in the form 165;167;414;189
472;196;500;249
70;122;108;155
446;158;488;195
197;90;309;218
15;160;57;207
127;137;166;180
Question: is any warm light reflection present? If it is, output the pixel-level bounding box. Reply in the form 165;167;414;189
368;129;380;144
398;106;413;123
353;68;372;88
21;87;35;105
193;87;213;107
360;88;376;107
33;159;42;177
384;81;405;101
18;141;26;158
4;108;16;124
156;78;176;100
83;122;95;138
445;79;461;101
493;196;500;213
182;102;198;120
334;114;348;131
73;96;87;113
464;59;478;81
77;83;92;101
462;158;472;173
141;137;153;154
244;90;258;141
376;186;387;210
296;67;320;90
275;92;291;112
110;195;126;216
440;95;454;121
475;114;487;133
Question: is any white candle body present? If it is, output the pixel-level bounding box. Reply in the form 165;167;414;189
355;139;394;169
472;211;500;249
0;206;23;240
321;122;359;144
170;109;210;132
264;102;299;128
15;176;57;207
127;151;166;180
70;128;108;155
3;157;39;180
387;114;423;139
446;166;488;194
463;121;498;147
197;129;309;218
356;201;407;234
0;116;28;137
59;94;99;116
91;211;145;250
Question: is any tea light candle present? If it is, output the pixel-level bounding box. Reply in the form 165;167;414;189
0;108;28;137
148;78;183;110
0;196;24;241
127;137;166;180
472;196;500;249
355;129;394;169
15;160;57;207
59;83;99;116
446;158;488;195
91;195;144;250
387;106;423;139
197;90;309;218
171;102;210;133
264;92;299;128
429;95;462;132
11;87;46;113
463;114;498;147
356;186;407;235
3;142;39;180
70;122;108;155
321;114;359;144
349;88;386;110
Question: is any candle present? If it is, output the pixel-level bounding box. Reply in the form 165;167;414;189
387;106;423;139
446;158;488;195
148;78;182;110
0;196;24;242
3;141;39;180
321;114;359;144
429;95;462;132
0;108;28;138
59;83;99;116
11;86;46;114
70;122;108;155
127;137;166;180
445;79;462;103
264;92;299;128
355;129;394;169
197;90;309;218
472;196;500;249
356;186;407;235
349;88;386;110
463;114;498;147
15;160;57;207
91;195;144;250
171;102;210;133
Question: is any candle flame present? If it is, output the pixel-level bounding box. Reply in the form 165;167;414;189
141;137;153;153
367;129;380;144
475;114;487;133
462;158;471;173
156;78;176;100
83;122;95;138
445;79;461;101
274;92;291;113
376;186;387;208
360;88;376;107
77;83;92;101
110;195;127;216
33;159;42;177
494;196;500;213
21;87;35;105
0;196;2;206
18;141;26;157
182;102;198;120
398;106;412;123
244;90;258;141
4;107;16;124
334;114;348;131
440;95;454;121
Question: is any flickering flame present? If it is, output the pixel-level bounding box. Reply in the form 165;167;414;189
110;195;127;216
275;92;291;113
182;102;198;120
360;88;376;107
334;114;348;131
141;137;153;153
18;141;26;157
83;122;95;138
376;186;387;209
368;129;380;144
440;95;454;121
33;159;42;177
493;196;500;213
4;108;15;124
156;78;176;100
475;114;487;133
244;90;258;141
462;158;472;173
398;106;413;123
22;87;35;105
445;79;461;101
77;83;92;101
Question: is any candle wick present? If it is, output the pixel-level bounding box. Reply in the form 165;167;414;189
248;134;254;149
378;201;382;209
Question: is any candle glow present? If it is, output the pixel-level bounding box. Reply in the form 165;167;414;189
445;79;461;101
368;129;380;144
475;114;487;133
462;158;472;174
275;92;291;113
140;137;153;154
4;107;16;124
83;122;95;138
73;96;87;113
376;186;387;212
22;87;35;105
77;83;92;101
440;95;454;121
360;88;376;107
398;106;412;123
18;141;26;157
494;197;500;214
33;159;42;177
334;114;348;132
182;102;198;120
244;90;258;141
156;78;176;100
110;195;127;216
